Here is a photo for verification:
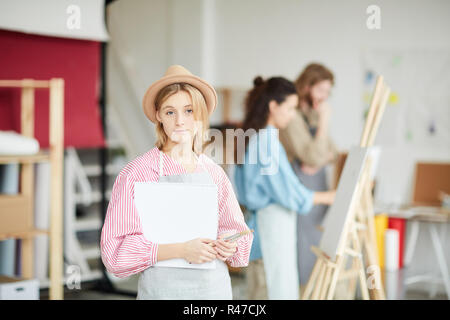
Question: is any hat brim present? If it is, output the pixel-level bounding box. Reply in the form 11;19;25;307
142;74;217;123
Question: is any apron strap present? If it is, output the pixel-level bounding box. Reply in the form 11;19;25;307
159;150;163;178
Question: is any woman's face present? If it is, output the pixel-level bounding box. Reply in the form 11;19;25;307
269;94;299;129
156;90;197;146
309;79;332;108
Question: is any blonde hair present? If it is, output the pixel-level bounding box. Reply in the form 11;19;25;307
154;83;209;155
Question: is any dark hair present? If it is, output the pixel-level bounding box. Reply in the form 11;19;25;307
238;76;297;160
242;76;297;133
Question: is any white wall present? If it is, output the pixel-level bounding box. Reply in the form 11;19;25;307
214;0;450;205
107;0;216;158
0;0;108;41
109;0;450;202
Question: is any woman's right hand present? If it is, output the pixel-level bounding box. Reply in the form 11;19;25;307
313;190;336;206
317;101;331;127
182;238;217;264
324;190;336;205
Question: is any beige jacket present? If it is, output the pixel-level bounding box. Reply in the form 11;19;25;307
279;108;338;167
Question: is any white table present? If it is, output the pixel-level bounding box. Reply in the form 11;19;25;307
391;207;450;299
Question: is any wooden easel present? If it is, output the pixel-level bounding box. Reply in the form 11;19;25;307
302;76;390;300
353;76;390;300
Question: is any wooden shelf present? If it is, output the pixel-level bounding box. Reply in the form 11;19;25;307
0;151;50;164
0;228;49;241
0;79;50;88
0;78;64;299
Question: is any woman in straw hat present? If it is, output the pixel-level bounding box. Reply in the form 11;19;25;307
100;65;253;299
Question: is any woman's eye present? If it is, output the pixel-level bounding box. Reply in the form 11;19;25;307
166;111;174;115
186;109;193;114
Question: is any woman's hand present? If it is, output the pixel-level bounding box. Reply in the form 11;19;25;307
313;190;336;206
213;233;238;262
316;101;331;120
301;164;320;176
182;238;217;264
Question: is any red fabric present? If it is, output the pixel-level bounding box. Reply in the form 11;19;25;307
0;29;105;148
388;217;406;268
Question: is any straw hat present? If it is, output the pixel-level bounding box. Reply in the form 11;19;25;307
142;65;217;123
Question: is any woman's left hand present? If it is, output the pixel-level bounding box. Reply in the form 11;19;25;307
213;233;238;261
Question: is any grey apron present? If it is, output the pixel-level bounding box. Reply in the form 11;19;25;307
292;160;329;285
136;150;232;300
293;118;330;285
257;203;299;299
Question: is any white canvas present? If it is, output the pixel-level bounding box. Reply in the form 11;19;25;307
319;146;369;261
134;182;218;269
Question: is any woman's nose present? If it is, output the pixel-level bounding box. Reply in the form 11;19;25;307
176;113;185;125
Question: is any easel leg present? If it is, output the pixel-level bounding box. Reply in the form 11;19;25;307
320;265;333;299
363;229;386;299
311;261;326;300
326;256;343;300
347;256;359;299
341;234;357;299
352;227;370;300
302;258;321;300
355;160;386;300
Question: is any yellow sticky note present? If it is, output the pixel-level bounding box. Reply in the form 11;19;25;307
363;92;371;104
389;93;399;105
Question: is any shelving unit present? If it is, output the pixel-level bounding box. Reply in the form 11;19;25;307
63;117;128;287
0;78;64;300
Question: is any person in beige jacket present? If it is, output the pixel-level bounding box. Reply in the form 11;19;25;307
279;63;339;289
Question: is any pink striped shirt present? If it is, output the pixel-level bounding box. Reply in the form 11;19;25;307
100;146;253;278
